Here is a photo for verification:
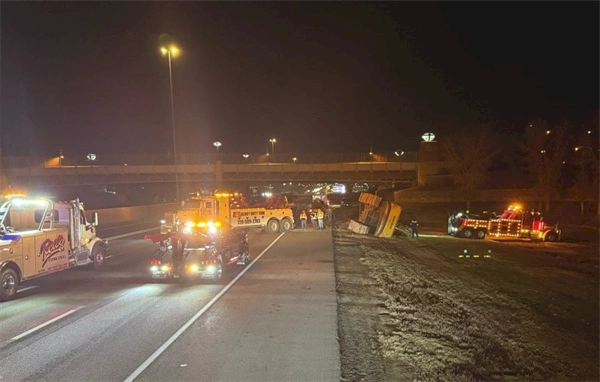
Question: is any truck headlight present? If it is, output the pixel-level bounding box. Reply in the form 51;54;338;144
183;227;192;234
161;265;170;271
208;226;217;234
189;264;199;272
150;265;159;272
160;220;166;224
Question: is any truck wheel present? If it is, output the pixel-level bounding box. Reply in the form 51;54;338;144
92;246;106;271
265;219;280;234
544;231;558;242
0;268;19;301
475;229;486;240
280;218;293;232
462;228;474;239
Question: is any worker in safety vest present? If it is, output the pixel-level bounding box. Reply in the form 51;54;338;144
317;208;324;230
299;210;308;230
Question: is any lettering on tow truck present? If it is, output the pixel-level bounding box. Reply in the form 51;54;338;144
39;235;66;267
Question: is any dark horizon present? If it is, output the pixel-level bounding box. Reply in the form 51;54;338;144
2;2;598;159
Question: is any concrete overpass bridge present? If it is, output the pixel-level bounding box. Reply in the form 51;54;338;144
1;152;419;188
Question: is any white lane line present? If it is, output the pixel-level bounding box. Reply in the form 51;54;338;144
105;228;159;241
11;308;80;341
123;232;287;382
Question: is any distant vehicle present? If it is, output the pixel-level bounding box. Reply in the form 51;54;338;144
341;194;360;207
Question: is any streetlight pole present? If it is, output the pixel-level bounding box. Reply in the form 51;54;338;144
269;138;276;161
395;149;404;181
161;45;180;201
213;141;222;161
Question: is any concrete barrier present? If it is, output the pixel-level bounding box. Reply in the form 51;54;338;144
86;203;179;226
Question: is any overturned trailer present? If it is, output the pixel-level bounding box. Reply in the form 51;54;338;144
347;193;402;238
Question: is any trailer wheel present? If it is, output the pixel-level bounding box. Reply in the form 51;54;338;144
0;268;19;301
474;229;486;240
544;231;558;242
265;219;280;234
462;228;474;239
92;246;106;271
280;218;293;232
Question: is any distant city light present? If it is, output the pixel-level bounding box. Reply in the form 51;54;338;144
87;153;97;161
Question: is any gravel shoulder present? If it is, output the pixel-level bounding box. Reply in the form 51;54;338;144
333;207;599;382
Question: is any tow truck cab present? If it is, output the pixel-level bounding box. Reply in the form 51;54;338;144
0;195;107;301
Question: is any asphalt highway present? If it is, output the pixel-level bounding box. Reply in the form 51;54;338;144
0;222;340;381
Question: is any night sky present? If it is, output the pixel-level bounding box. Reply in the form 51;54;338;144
1;2;598;158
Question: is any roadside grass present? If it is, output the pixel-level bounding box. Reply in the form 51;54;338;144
333;206;598;382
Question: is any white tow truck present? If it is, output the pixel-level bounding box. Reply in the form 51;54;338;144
0;195;108;301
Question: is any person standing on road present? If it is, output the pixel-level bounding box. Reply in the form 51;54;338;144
411;218;419;238
300;210;308;230
317;208;324;230
310;209;318;230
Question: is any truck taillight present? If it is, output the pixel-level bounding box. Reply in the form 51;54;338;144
150;259;161;265
202;259;218;265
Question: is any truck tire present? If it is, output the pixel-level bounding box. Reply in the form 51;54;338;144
475;229;486;240
0;268;19;301
280;218;293;232
265;219;280;234
544;231;558;242
92;246;106;271
462;228;474;239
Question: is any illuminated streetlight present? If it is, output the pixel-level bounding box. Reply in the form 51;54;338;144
213;141;222;154
421;132;436;142
243;153;249;161
545;130;551;135
292;157;297;163
161;44;180;200
59;150;64;167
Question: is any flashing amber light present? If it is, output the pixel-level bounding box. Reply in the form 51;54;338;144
197;222;207;228
184;221;195;227
4;193;27;200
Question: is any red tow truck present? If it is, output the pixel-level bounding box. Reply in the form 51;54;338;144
144;225;250;283
447;205;561;242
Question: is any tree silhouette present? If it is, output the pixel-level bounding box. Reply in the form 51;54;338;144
522;119;570;213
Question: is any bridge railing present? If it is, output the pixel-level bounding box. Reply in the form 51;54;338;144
3;151;418;168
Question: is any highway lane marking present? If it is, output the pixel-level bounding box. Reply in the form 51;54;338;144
123;231;287;382
11;308;80;341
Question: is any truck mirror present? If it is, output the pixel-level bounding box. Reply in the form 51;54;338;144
92;212;99;226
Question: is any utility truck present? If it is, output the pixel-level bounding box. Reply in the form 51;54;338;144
0;195;107;301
